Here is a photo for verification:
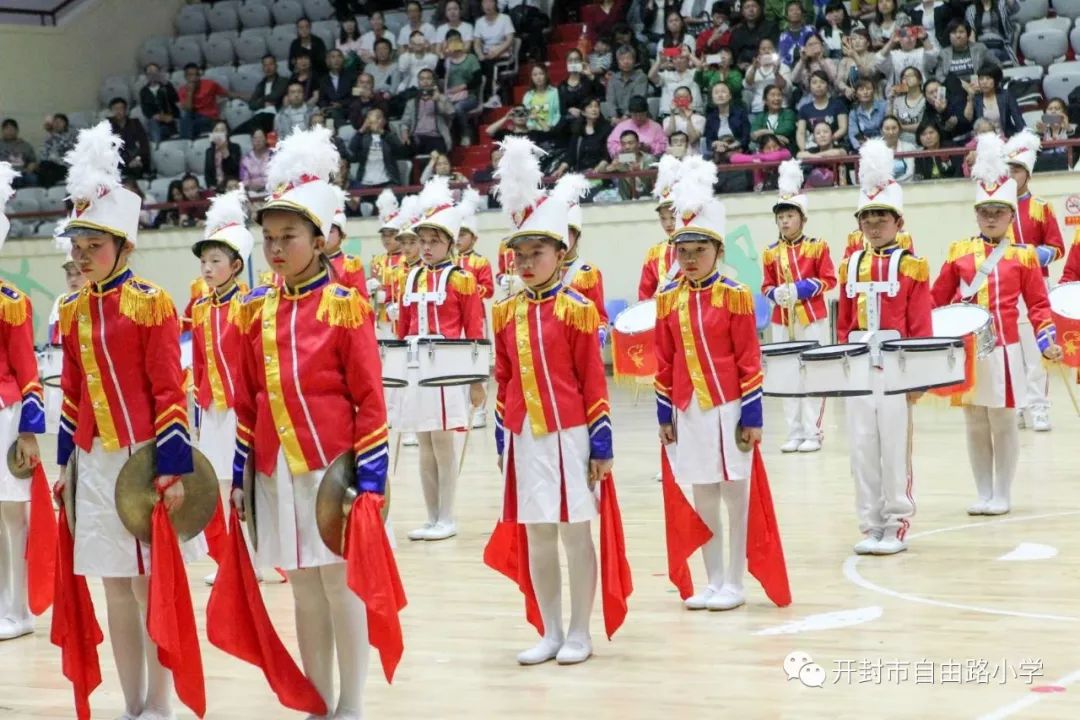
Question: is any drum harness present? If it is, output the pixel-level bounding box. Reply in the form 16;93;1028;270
845;248;905;367
958;239;1010;303
402;264;452;363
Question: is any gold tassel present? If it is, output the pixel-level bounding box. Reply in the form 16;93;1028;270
258;270;276;286
226;294;244;327
492;296;517;333
947;238;979;263
449;269;477;295
189;276;208;300
710;281;753;314
0;287;28;326
646;242;666;262
899;256;929;282
555;292;600;333
119;281;176;327
800;238;827;259
190;299;209;329
572;266;599;290
59;294;80;335
761;244;777;266
838;259;850;284
845;231;862;251
317;287;371;328
1029;198;1046;223
655;286;681;319
344;255;365;273
232;292;267;332
1006;245;1037;268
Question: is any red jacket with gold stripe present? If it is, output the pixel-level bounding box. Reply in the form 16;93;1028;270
1061;230;1080;283
562;256;608;330
457;250;495;299
230;270;388;493
638;239;681;300
328;249;371;300
371;251;404;286
56;268;192;475
191;282;244;412
182;276;210;332
496;241;515;284
836;245;933;343
761;235;838;327
0;282;45;434
654;272;763;429
844;230;915;259
395;260;485;340
931;237;1056;350
1008;193;1065;278
492;281;612;459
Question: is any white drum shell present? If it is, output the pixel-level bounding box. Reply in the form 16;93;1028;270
881;338;966;394
932;304;996;358
416;340;492;387
761;341;820;397
613;299;657;335
800;344;873;397
378;341;409;388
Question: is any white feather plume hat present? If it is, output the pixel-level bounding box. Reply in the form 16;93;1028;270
256;126;340;238
196;187;255;261
773;159;808;215
394;195;423;238
972;133;1017;210
457;188;483;235
413;176;462;240
652;154;682;211
0;162;17;251
376;188;400;231
567;200;583;233
58;121;143;245
1003;129;1040;175
495;137;589;248
670;156;726;244
855;138;904;216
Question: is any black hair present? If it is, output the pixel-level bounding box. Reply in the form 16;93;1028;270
296;16;311;26
711;1;730;15
293;48;312;61
196;239;245;273
52;112;69;127
620;129;641;142
946;18;971;37
340;16;360;42
976;63;1003;89
445;28;462;41
670;130;689;143
915;118;946;145
184;62;199;72
410;29;425;40
109;97;128;108
374;37;392;51
262;53;277;64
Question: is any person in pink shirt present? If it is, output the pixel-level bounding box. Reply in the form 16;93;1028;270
606;95;668;158
729;134;793;190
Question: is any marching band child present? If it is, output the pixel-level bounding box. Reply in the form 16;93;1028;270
0;163;45;641
562;194;609;344
491;138;613;665
387;196;424;448
456;190;496;430
231;127;391;719
931;134;1062;516
369;189;405;336
638;155;683;300
495;236;519;297
1004;130;1065;432
837;140;933;555
844;229;915;257
761;160;837;454
1063;232;1080;283
325;192;369;299
54;122;201;719
395;178;485;541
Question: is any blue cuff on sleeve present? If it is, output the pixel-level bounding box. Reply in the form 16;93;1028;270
356;442;389;494
589;416;613;460
794;279;819;300
656;391;673;426
740;391;764;429
494;409;505;457
18;394;45;435
1036;246;1057;267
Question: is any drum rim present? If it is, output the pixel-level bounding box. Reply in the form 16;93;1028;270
882;377;968;395
880;337;964;351
1050;282;1080;319
381;379;408;388
415;338;493;347
761;340;821;356
613;300;657;334
42;374;62;388
800;344;870;360
417;373;490;387
378;340;409;347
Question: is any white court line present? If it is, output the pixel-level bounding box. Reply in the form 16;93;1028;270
975;668;1080;720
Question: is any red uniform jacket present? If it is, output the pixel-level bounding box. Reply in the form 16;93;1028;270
836;245;933;342
182;276;210;332
191;282;244;412
1008;193;1065;278
396;261;485;339
57;268;192;476
496;241;515;284
492;281;612;459
654;272;763;429
458;250;495;300
761;235;838;327
0;282;45;434
844;230;915;259
638;240;681;300
562;257;608;328
931;237;1056;350
328;250;370;300
371;251;403;286
1061;231;1080;283
231;270;388;493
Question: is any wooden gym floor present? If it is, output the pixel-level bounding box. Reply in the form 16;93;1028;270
3;382;1080;719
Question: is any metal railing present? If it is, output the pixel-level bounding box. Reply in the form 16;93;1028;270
0;1;82;26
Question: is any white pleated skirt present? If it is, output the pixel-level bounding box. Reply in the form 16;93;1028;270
197;406;236;481
0;405;28;502
509;423;597;525
392;369;470;433
672;399;751;485
970;343;1026;409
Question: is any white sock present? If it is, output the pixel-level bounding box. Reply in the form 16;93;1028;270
131;576;174;715
559;521;596;644
988;407;1019;505
430;430;458;526
963;406;994;502
319;563;369;717
525;523;564;644
0;501;28;621
102;577;147;717
288;567;336;712
416;432;440;525
691;484;724;590
721;480;750;592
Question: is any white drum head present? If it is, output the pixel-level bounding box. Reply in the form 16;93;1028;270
761;340;819;356
614;299;657;334
801;343;869;360
881;337;964;351
932;304;991;336
1050;282;1080;320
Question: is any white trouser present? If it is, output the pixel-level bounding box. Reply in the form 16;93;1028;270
416;430;461;526
690;480;749;593
770;320;829;441
963;405;1019;506
845;371;915;538
0;501;28;623
102;576;174;718
1017;318;1049;412
525;521;596;646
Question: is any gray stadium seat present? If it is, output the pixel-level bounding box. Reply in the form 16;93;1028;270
240;26;272;41
188;138;212;174
232;132;253;156
303;0;335;21
1003;65;1045;105
1019;29;1069;67
207;3;240;32
1025;17;1072;34
138;40;170;70
312;21;336;50
204;34;237;67
45;185;68;212
1072;25;1080;53
337;124;356;145
175;4;208;35
203;66;234;91
1055;0;1080;17
235;33;268;64
233;63;265;96
99;76;132;107
1048;60;1080;76
267;31;293;61
384;11;405;35
1044;73;1080;103
238;2;272;28
67;111;96;129
153;140;190;177
8;191;41;215
169;36;204;69
223;100;254;129
150;177;174;199
271;0;304;25
8;220;36;239
170;69;187;87
1022;109;1043;130
35;220;59;239
1014;0;1050;24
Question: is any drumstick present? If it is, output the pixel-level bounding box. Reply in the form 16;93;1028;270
458;409;473;476
392;431;402;474
1056;362;1080;417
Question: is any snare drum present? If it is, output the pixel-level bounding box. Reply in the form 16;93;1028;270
611;299;657;379
415;339;492;387
378;340;409;388
799;343;873;397
1049;282;1080;368
932;304;996;358
880;337;966;394
760;340;820;396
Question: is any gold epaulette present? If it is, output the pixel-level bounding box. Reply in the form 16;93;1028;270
899;255;929;282
190;296;211;328
762;243;778;266
655;282;681;319
58;290;81;335
1006;244;1038;268
258;270;276;286
492;295;517;333
316;284;372;329
0;283;28;326
554;290;600;333
646;241;667;262
231;286;270;332
800;237;828;259
448;268;477;295
572;265;600;290
119;278;177;327
189;276;209;300
710;279;754;314
838;259;849;284
946;238;981;263
845;231;863;249
343;255;365;273
1029;197;1047;222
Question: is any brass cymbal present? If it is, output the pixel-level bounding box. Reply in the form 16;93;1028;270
6;441;32;480
62;454;76;531
315;452;392;556
735;424;752;453
115;445;219;543
243;453;257;551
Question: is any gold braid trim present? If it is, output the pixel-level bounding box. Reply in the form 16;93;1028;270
947;238;981;263
448;268;477;295
190;299;210;328
573;265;599;289
1005;245;1037;268
119;281;176;327
655;285;681;319
838;259;850;284
554;292;600;333
1029;198;1046;223
316;286;372;328
800;238;828;259
231;292;268;332
710;281;753;314
0;289;28;326
58;293;80;335
492;296;517;333
343;255;365;273
899;255;929;282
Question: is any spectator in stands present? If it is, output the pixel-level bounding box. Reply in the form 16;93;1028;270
241;54;290;134
666;130;697;158
420;150;469;184
696;2;733;57
587;36;614;76
178;64;231;140
696;47;743;111
778;1;816;65
290;17;329;75
612;23;650;72
435;0;474;55
935;20;998;102
750;85;798;148
910;0;953;49
913;119;961;179
360;11;397;64
796;70;848;150
333;157;363;216
474;0;516;105
962;63;1023;138
399;0;436;46
348;73;390;130
139;62;180;143
890;66;927;144
650;47;704;116
581;0;627;41
850;0;878;25
400;68;455;154
558;50;600;125
836;28;880;102
154;180;186;228
964;0;1019;65
876;24;938;88
730;0;780;70
121;177;155;230
289;51;322;105
1035;98;1076;159
442;33;482;143
962;117;998;176
108;98;150;180
552;97;613;177
368;39;402;99
922;77;965;140
275;82;312;139
819;2;859;60
522;64;561;139
704;82;751;159
609;129;657;199
767;0;814;28
338;15;364;68
607;46;649;120
398;30;440;92
662;86;706;145
472;145;503;187
180;173;207;223
730;132;792;190
880;114;915;181
790;33;838;102
239;128;271;194
745;38;792;113
485;105;532;141
867;0;909;50
204;120;241;192
640;0;677;44
350;107;404;189
657;11;696;56
37;114;76;188
797;119;847;164
320;49;357;124
607;95;668;157
847;77;886;149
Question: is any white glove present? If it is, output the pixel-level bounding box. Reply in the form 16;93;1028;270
506;275;525;294
772;284;792;306
498;274;512;290
366;277;381;293
386;302;399;321
375;289;387;304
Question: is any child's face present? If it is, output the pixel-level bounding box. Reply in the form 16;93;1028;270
676;241;720;280
71;233;129;284
380;229;400;252
658;206;676;237
400;234;421;262
594;39;610;56
326;225;344;254
200;245;238;288
64;262;86;293
762;137;781;152
456;228;477;253
670;134;688;152
419;227;452;265
512;237;565;288
775;208;805;239
261;210;323;284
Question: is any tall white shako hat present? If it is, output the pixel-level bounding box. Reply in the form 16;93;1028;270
773;159;808;215
972;133;1017;210
670;155;726;244
567;193;583;234
53;220;76;267
1003;128;1040;175
256;125;340;238
652;154;682;211
376;188;400;233
331;186;349;234
855;138;904;217
58;121;142;245
495;136;590;248
458;187;483;236
412;176;461;241
193;187;255;263
0;162;16;252
396;195;424;239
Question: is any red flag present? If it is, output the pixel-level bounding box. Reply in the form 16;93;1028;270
746;446;792;608
27;463;57;614
203;494;228;566
660;446;713;599
344;492;407;683
481;440;543;636
207;510;327;714
598;475;632;640
147;503;206;718
50;509;103;720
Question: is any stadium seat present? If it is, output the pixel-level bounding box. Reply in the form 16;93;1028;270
232;132;253;155
137;39;170;70
303;0;335;21
206;3;240;32
234;63;265;96
235;33;268;64
1015;0;1051;23
1048;60;1080;76
44;185;68;212
187;138;212;174
153;140;190;177
175;4;208;35
224;100;254;129
1019;29;1068;67
238;2;272;29
99;76;132;107
271;0;304;25
169;36;204;69
1044;73;1080;103
1024;17;1072;35
149;177;174;199
312;19;338;49
203;66;233;92
204;33;237;67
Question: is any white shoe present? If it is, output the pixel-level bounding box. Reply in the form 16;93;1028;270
402;432;419;447
203;570;217;586
780;438;802;453
0;616;33;641
984;500;1011;516
1017;409;1028;429
1032;409;1051;432
258;568;288;584
407;523;435;541
471;409;487;428
871;530;908;555
136;710;176;720
967;501;990;516
556;638;593;665
517;637;563;665
653;471;662;482
683;586;719;610
706;586;745;611
853;529;884;555
797;438;822;453
425;522;457;540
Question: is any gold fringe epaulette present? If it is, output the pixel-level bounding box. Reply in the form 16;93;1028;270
0;283;28;326
572;265;600;289
1007;244;1038;268
800;237;828;259
231;287;270;332
838;260;850;284
947;238;981;263
189;276;209;300
343;255;365;273
492;296;516;333
58;291;81;335
317;285;372;328
225;293;244;326
190;297;211;328
1029;198;1046;223
900;255;929;282
646;242;667;261
448;268;477;295
119;279;176;327
555;290;600;333
710;279;753;314
656;283;681;319
258;270;276;286
845;231;862;250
